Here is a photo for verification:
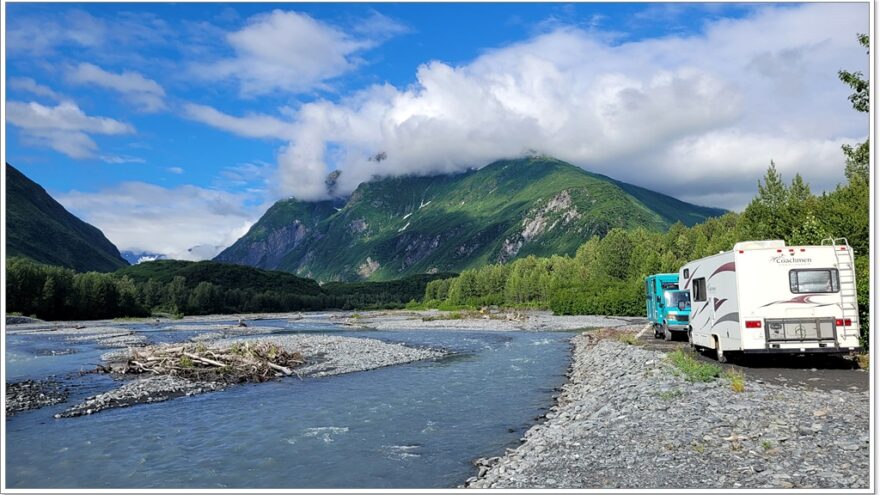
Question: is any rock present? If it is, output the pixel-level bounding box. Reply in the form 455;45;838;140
463;336;869;490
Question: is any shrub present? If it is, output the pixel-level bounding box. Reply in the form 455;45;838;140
668;349;722;382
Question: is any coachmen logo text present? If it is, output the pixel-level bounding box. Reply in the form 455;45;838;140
770;254;812;264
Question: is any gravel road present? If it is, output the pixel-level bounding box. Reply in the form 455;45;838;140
637;329;869;392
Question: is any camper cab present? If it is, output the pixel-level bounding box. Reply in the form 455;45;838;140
645;273;692;340
679;238;861;362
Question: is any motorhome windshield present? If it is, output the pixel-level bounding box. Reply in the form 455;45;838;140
665;291;691;310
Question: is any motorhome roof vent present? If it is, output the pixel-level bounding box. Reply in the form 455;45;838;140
733;240;786;251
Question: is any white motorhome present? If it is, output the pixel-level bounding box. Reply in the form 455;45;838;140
679;238;861;362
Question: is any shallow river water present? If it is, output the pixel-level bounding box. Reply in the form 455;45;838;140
5;319;573;488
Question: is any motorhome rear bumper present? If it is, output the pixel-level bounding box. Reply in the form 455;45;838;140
667;324;688;331
743;346;863;355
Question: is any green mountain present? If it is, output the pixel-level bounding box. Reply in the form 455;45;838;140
6;163;128;272
216;157;725;281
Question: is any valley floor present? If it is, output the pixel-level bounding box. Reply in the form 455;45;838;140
6;312;870;489
464;329;870;489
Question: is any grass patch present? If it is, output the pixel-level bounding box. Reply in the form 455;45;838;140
656;389;682;400
724;369;746;392
667;349;722;382
856;353;869;370
618;334;639;346
761;440;773;451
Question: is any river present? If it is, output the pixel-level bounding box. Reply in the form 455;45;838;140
5;319;574;488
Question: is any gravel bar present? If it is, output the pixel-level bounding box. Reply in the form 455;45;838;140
60;334;446;418
339;310;641;331
55;376;226;418
220;334;448;378
466;334;869;489
6;380;70;416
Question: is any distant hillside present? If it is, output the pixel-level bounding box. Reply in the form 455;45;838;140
114;259;454;310
114;259;323;295
217;157;725;281
6;163;128;272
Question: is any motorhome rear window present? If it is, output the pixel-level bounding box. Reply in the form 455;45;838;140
789;269;839;294
692;278;707;301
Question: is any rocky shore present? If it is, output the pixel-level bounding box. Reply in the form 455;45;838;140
466;333;870;489
6;380;69;416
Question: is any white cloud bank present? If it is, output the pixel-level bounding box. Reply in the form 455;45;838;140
6;101;134;158
191;4;867;210
58;183;261;261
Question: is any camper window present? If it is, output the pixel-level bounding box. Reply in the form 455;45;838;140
692;278;707;302
789;269;839;294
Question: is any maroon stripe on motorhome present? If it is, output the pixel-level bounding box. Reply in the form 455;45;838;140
760;295;828;307
695;301;710;316
708;261;736;280
712;312;740;328
713;297;728;311
684;267;699;289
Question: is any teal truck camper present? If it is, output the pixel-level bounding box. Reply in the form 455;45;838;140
645;273;692;341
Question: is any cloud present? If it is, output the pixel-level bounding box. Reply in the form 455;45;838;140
182;103;295;139
100;155;146;164
194;9;403;95
6;9;106;56
7;77;63;101
6;9;172;59
6;101;134;158
57;183;262;261
167;166;185;174
67;63;167;112
213;3;866;208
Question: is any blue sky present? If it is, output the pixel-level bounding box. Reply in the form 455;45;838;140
4;3;869;260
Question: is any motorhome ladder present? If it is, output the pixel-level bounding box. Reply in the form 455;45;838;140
824;237;859;337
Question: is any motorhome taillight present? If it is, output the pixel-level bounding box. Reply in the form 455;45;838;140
745;320;762;328
835;319;852;327
836;319;843;326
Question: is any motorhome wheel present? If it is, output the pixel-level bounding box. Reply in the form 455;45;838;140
714;337;727;363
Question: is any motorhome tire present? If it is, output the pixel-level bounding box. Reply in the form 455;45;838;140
653;324;662;339
687;329;694;348
714;337;727;363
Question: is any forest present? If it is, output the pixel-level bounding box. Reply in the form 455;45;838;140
5;258;452;320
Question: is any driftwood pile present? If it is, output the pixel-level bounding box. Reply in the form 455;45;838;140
99;341;305;384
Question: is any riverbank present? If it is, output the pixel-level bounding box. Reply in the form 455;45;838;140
465;332;870;489
6;309;645;334
334;310;641;331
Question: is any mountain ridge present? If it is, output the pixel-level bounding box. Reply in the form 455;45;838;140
6;163;129;272
216;157;725;281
